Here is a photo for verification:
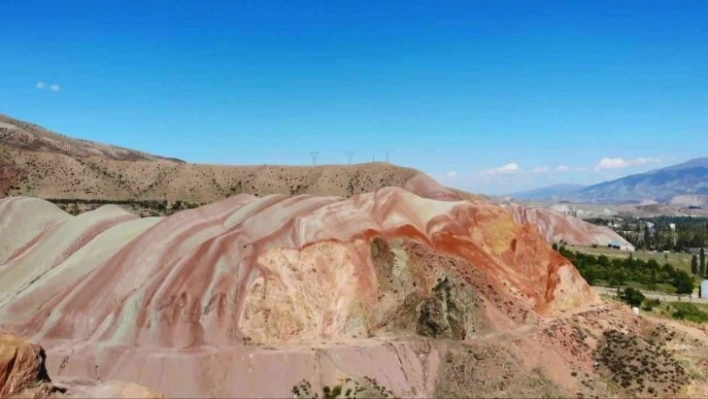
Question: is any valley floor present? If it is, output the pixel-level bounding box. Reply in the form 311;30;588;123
593;286;708;304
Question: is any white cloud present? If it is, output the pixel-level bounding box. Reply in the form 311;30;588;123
532;166;549;173
481;162;519;176
594;157;661;171
595;158;627;170
557;165;570;172
447;170;457;177
36;81;60;92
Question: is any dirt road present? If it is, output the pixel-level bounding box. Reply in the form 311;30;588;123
593;286;708;304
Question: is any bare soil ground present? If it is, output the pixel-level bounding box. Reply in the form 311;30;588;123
1;143;427;203
2;112;456;204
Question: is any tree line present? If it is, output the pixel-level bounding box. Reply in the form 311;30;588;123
690;248;707;278
553;244;695;295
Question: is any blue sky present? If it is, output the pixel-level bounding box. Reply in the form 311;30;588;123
1;0;707;194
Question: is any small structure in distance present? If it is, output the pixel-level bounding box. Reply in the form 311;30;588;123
608;240;634;252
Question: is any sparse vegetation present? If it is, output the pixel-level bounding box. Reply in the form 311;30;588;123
292;377;396;399
434;345;565;399
669;302;708;323
44;198;204;216
594;329;689;397
641;298;661;311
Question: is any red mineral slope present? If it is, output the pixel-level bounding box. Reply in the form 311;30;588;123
0;188;598;397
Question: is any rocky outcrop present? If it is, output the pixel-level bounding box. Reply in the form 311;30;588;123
0;331;163;398
0;332;51;398
415;276;478;340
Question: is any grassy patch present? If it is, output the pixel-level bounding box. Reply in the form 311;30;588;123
620;281;677;294
668;302;708;323
649;301;708;323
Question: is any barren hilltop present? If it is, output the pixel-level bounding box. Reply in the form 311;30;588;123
0;113;455;203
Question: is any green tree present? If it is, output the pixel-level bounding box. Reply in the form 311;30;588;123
649;266;657;290
598;255;610;268
701;247;706;277
673;270;695;295
622;254;635;269
621;287;645;307
692;254;699;275
647;259;660;272
552;242;558;251
608;268;627;287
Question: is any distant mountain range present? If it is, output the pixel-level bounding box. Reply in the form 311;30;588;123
506;184;586;201
508;158;708;205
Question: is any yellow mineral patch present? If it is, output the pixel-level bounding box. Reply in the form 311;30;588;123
474;207;518;256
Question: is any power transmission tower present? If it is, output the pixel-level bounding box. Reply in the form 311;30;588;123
372;155;376;163
311;152;319;165
385;153;389;163
346;151;354;164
